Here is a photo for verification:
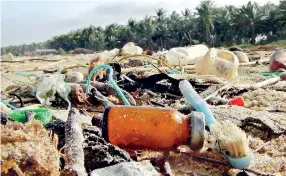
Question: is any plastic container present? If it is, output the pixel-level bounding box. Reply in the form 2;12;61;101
269;49;286;72
8;108;52;125
102;106;205;150
165;45;209;66
195;48;239;80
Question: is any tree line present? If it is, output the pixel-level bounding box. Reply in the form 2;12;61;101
1;0;286;56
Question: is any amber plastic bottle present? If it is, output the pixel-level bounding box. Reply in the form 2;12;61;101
102;106;193;150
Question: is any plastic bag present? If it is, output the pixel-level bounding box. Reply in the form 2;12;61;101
36;73;71;107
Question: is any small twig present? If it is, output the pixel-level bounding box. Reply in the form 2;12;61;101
164;93;182;99
266;108;286;113
1;60;25;63
204;77;240;101
185;152;229;166
122;74;135;82
239;59;269;66
148;62;164;73
29;58;62;62
150;100;166;107
36;59;66;70
184;152;275;176
254;141;271;153
163;151;174;176
13;165;25;176
146;90;158;97
243;168;275;176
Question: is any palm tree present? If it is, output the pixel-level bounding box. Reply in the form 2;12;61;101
235;1;264;44
155;8;166;22
278;0;286;26
127;18;138;42
181;8;192;18
195;0;216;45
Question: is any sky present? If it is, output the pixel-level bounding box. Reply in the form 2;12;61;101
1;0;280;47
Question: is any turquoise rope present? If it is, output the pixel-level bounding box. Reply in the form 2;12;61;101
85;64;131;106
169;69;181;74
0;99;18;110
16;72;39;78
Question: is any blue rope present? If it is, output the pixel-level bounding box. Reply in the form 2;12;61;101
85;64;131;106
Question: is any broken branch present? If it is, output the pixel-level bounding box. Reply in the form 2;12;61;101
63;108;87;176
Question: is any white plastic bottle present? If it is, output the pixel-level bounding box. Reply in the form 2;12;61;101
165;45;209;66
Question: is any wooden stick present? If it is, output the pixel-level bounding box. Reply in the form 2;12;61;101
185;152;275;176
119;54;173;69
10;98;37;104
61;65;88;74
182;65;195;70
254;141;271;153
204;77;240;101
121;66;170;74
28;58;62;62
239;59;269;66
36;59;66;70
243;168;275;176
13;165;25;176
235;76;281;90
64;108;87;176
1;60;25;63
168;74;223;80
163;151;174;176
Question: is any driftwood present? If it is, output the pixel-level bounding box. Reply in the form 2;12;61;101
86;82;136;106
239;58;269;66
235;76;281;90
61;65;88;74
1;60;25;63
63;108;87;176
122;66;169;74
204;77;239;101
10;97;37;104
90;88;113;106
36;59;66;70
28;58;62;62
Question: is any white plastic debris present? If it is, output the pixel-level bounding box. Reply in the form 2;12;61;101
36;73;71;107
121;42;143;55
165;44;209;66
97;48;120;63
65;71;84;83
1;53;14;61
195;48;239;80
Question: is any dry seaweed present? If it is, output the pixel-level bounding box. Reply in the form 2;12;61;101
1;120;60;176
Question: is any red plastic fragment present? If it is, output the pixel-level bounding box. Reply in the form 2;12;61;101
228;96;245;107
